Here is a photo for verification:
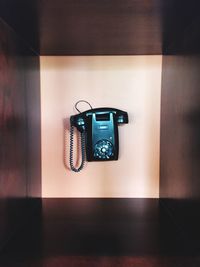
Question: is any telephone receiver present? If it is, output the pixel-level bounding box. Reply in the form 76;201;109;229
69;107;128;172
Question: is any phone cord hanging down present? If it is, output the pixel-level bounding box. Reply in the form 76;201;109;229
69;125;86;172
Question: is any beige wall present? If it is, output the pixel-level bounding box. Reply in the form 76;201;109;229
40;56;162;198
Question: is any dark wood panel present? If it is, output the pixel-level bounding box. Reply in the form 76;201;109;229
160;55;200;251
160;199;200;254
24;52;41;197
0;18;27;249
0;19;26;199
1;0;200;55
2;255;200;267
39;0;162;55
0;0;40;53
0;199;191;267
0;0;162;55
161;0;200;54
160;55;200;199
0;18;41;249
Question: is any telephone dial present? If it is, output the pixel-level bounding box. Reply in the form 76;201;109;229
69;101;128;172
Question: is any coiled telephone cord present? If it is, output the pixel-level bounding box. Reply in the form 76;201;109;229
69;125;86;172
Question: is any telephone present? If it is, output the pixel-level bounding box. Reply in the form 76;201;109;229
69;101;128;172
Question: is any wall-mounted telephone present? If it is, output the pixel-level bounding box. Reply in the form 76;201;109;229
69;101;128;172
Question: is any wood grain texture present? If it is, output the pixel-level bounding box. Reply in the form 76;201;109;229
160;55;200;199
2;255;200;267
0;0;40;53
0;0;162;55
162;0;200;54
160;55;200;252
0;18;41;249
24;50;41;197
39;0;162;55
0;198;193;267
1;0;200;55
0;19;26;198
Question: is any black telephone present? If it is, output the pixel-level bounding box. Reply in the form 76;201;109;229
69;102;128;172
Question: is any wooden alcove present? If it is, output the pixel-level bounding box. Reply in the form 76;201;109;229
0;1;200;266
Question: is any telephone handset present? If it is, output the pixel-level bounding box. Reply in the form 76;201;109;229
69;103;128;172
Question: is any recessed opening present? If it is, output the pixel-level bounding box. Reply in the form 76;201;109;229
40;56;161;198
1;1;200;266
